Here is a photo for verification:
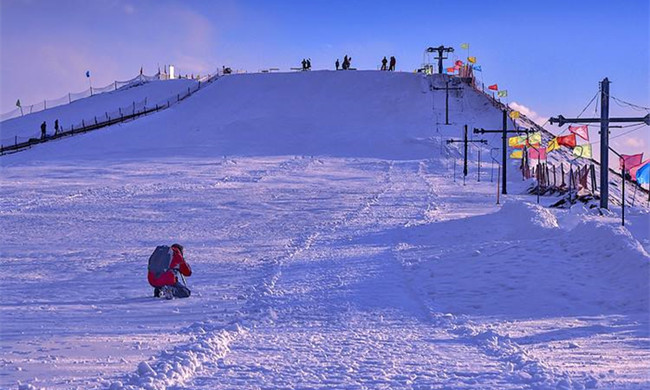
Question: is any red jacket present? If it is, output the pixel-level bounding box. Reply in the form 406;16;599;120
148;246;192;287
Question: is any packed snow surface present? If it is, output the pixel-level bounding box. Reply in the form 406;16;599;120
1;71;648;389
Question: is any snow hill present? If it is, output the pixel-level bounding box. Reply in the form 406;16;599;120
1;70;648;390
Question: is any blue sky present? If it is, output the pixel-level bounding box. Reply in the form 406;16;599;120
1;0;648;156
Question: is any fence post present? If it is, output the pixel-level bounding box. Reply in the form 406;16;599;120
82;119;85;128
115;81;117;90
68;93;72;103
44;100;46;110
15;136;17;146
94;116;97;125
177;94;180;102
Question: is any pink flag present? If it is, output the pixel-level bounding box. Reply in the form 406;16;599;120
528;147;547;160
630;159;650;180
619;153;644;171
568;125;589;141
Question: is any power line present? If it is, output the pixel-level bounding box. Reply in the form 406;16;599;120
610;95;650;112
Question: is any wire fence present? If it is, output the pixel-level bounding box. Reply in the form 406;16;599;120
1;73;220;155
1;71;218;122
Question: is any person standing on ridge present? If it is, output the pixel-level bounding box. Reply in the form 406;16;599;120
40;121;46;140
54;119;59;136
342;55;349;70
381;56;388;71
389;56;396;71
335;59;340;70
306;58;312;70
301;58;307;71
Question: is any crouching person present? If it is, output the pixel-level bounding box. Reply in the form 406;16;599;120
148;243;192;299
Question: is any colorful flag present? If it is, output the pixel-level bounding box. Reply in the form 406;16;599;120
568;125;589;141
460;43;469;50
510;150;523;159
528;147;547;160
556;133;577;148
467;56;477;64
455;60;463;67
498;90;508;98
472;65;482;71
509;110;520;119
509;135;527;147
634;162;650;184
546;137;559;153
619;153;644;170
446;67;456;73
15;99;21;107
85;70;91;78
527;132;542;145
488;84;498;91
630;159;650;181
573;144;592;158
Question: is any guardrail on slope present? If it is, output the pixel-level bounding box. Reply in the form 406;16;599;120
0;74;220;156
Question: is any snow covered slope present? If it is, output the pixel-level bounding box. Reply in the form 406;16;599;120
2;71;509;162
1;70;648;390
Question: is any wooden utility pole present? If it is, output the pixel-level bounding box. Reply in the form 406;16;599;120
426;45;454;74
432;80;462;125
549;77;650;209
474;110;525;194
447;125;487;183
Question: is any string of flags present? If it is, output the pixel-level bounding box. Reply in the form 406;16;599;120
506;126;650;185
452;41;649;186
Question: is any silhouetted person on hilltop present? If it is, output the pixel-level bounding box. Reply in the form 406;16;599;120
306;58;311;70
301;58;307;71
342;55;349;70
40;121;46;140
381;56;388;71
335;59;340;70
389;56;396;71
54;119;59;136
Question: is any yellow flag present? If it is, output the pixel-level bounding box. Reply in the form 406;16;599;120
509;110;520;119
509;135;527;147
546;137;559;153
510;150;523;159
460;43;469;50
573;144;592;158
528;132;542;145
467;56;477;64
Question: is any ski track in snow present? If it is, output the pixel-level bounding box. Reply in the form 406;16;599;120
2;156;649;390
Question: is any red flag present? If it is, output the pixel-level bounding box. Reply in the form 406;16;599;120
556;133;576;148
568;125;589;141
455;60;463;67
488;84;498;91
446;67;456;73
528;147;547;160
619;153;644;170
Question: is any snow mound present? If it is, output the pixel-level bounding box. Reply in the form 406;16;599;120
498;201;560;231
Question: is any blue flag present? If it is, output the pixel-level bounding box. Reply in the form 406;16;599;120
637;163;650;184
472;65;482;72
86;71;90;78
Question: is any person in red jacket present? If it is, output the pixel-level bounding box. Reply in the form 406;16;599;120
148;243;192;298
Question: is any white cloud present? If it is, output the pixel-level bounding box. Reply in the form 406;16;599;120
509;101;548;127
